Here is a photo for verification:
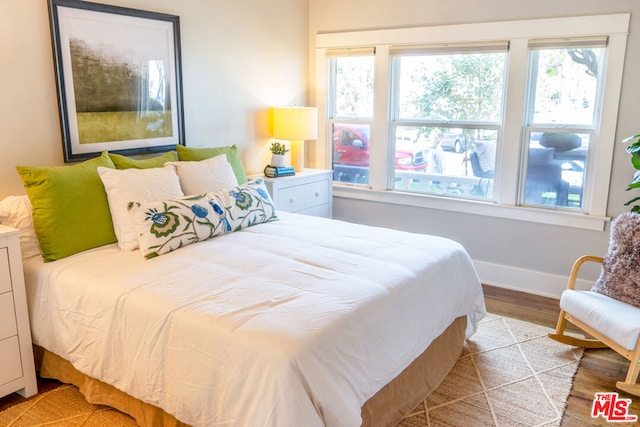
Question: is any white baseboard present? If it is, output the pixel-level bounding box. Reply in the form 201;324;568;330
473;259;593;299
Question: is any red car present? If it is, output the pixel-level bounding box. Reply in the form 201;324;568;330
333;125;428;170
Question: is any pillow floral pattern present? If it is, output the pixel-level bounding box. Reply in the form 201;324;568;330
130;178;277;259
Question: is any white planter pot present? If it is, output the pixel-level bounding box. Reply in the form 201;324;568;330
271;154;286;167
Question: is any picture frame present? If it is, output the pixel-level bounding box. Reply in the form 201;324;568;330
48;0;184;162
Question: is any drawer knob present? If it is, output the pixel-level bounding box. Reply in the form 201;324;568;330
315;192;320;197
289;197;297;203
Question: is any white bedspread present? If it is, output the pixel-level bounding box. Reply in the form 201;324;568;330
24;212;485;427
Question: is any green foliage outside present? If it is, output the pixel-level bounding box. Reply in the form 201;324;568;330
395;52;505;143
334;49;598;142
335;56;374;118
411;53;505;124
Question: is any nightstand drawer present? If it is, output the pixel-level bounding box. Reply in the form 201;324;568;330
278;185;307;212
0;247;11;294
258;169;333;218
304;180;330;208
0;225;37;398
0;336;22;386
0;292;17;340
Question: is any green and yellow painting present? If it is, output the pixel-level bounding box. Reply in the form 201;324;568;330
69;37;173;144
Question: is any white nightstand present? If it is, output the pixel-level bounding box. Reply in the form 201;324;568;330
260;169;333;218
0;225;37;399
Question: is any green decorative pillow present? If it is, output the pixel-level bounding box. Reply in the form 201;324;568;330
16;151;117;262
109;150;177;170
130;178;277;259
176;144;247;184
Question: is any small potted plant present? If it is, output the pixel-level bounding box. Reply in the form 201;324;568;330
269;141;289;167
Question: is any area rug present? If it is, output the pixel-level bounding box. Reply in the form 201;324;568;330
399;313;584;427
0;314;583;427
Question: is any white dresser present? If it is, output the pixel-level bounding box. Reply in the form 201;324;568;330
261;169;333;218
0;225;37;398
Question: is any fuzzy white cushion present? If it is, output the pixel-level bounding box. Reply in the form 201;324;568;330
98;166;184;251
0;195;42;260
591;212;640;308
165;154;238;195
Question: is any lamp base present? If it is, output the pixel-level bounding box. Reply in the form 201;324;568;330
290;140;304;172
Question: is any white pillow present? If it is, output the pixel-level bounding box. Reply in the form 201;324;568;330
0;195;42;260
165;154;238;195
97;166;184;251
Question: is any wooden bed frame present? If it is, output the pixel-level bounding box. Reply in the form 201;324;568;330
36;316;466;427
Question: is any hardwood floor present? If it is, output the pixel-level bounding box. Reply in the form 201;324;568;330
1;285;638;425
483;284;640;426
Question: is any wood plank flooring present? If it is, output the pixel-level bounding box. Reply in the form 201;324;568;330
2;285;639;425
483;284;640;426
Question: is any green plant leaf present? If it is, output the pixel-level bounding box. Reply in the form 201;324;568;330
627;142;640;155
630;170;640;186
269;141;289;155
623;133;640;143
623;134;640;211
625;196;640;205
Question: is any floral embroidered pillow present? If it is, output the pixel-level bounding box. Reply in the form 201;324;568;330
129;178;277;259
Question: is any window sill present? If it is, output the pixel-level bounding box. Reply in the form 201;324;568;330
332;184;609;231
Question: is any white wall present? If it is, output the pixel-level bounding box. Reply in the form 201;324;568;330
309;0;640;297
0;0;309;196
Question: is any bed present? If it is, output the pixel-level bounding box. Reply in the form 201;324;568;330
6;149;486;427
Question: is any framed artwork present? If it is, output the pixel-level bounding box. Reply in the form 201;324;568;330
48;0;184;162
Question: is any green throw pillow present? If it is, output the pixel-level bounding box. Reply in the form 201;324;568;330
16;151;117;262
176;144;247;184
109;150;177;170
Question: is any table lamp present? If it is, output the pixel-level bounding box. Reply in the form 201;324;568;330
271;107;318;172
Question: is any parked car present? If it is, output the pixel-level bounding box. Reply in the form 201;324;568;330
439;132;468;153
333;125;428;171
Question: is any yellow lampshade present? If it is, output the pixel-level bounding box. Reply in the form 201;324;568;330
271;107;318;172
271;107;318;141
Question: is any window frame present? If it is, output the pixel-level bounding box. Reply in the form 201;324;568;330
327;53;376;185
519;40;607;212
315;14;630;231
389;45;509;200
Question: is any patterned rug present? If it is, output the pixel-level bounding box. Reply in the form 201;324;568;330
400;313;584;426
0;314;582;427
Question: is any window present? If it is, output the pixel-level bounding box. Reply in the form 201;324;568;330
316;14;629;230
522;39;606;211
328;53;374;185
390;45;507;199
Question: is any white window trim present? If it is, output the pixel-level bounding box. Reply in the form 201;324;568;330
315;14;629;231
333;185;609;230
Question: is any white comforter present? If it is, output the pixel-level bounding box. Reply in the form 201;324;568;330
24;212;485;427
